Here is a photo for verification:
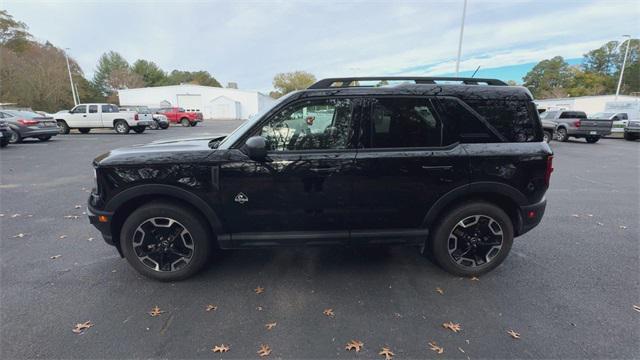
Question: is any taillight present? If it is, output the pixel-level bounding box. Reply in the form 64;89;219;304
17;119;39;126
545;155;554;186
573;119;581;128
134;113;139;120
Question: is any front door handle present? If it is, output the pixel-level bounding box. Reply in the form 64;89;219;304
83;115;87;117
310;166;339;173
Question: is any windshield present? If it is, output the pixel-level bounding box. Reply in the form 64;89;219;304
591;112;613;118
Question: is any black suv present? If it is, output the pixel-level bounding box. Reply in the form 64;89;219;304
88;77;553;281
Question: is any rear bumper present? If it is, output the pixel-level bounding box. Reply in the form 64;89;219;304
569;129;611;137
133;120;154;127
624;128;640;134
517;198;547;236
20;127;59;138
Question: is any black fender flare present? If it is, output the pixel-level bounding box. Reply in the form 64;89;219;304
106;184;224;235
423;181;527;228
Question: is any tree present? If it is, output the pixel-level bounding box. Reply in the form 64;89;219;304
583;41;619;75
0;10;31;52
566;67;613;97
161;70;221;87
523;56;572;99
93;51;143;95
132;59;166;86
271;71;316;98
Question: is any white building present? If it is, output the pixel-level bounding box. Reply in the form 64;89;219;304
118;84;276;120
535;95;640;116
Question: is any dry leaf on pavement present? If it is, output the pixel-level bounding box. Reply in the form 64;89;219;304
75;205;82;209
323;308;335;317
435;287;444;295
379;346;394;360
470;277;479;281
59;235;67;239
254;286;264;294
212;344;230;353
206;304;217;312
148;306;165;317
633;304;640;313
257;344;271;357
12;233;26;238
345;339;364;352
428;341;444;354
507;329;521;339
443;321;462;333
265;322;277;330
72;320;93;334
50;255;61;259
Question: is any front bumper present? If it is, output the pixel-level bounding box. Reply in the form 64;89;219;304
87;200;115;246
624;128;640;134
517;198;547;236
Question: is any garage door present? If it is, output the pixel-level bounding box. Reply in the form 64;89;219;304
177;94;202;113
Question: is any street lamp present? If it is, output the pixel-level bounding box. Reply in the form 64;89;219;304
615;35;631;101
455;0;468;77
64;48;78;106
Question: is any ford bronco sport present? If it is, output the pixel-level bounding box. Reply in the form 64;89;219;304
88;77;553;281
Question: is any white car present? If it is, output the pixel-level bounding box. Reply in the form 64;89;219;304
55;103;153;134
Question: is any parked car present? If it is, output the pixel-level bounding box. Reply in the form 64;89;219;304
119;106;168;130
541;119;557;143
0;119;10;148
590;112;635;134
624;120;640;141
540;110;612;143
55;103;153;134
88;76;553;281
0;110;59;143
157;107;203;127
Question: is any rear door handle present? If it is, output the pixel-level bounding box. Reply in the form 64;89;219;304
310;166;339;173
83;115;87;117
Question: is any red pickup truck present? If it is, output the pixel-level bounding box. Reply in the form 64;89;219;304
157;107;203;127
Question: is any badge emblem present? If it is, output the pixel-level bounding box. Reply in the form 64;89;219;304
234;192;249;204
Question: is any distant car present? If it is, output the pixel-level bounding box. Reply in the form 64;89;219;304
55;103;152;134
624;120;640;141
0;119;10;147
540;110;612;143
591;112;632;134
540;119;557;143
119;106;168;130
0;110;59;143
157;107;203;127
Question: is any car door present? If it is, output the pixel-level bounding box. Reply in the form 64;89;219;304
68;105;87;127
218;97;359;247
86;104;100;127
349;96;469;244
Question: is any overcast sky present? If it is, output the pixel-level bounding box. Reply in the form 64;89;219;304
4;0;639;92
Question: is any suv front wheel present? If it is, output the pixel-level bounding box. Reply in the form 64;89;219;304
120;202;213;281
427;202;514;277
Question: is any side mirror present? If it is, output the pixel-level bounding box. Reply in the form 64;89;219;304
242;136;267;161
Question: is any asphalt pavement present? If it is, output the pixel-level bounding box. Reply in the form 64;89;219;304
1;122;638;359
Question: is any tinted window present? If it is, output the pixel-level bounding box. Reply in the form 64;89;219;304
101;105;112;113
73;105;86;114
560;111;587;119
365;97;441;148
434;98;499;144
259;98;353;151
89;105;98;113
465;99;538;142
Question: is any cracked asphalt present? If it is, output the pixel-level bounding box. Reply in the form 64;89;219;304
1;121;638;359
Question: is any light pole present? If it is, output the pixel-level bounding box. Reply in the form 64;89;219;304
455;0;468;77
615;35;631;101
64;48;78;106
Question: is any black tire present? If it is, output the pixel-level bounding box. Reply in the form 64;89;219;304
190;121;198;127
133;126;146;134
427;202;514;277
149;120;159;130
585;136;600;143
159;122;169;129
120;201;213;281
114;120;130;134
623;132;637;141
38;135;52;141
180;118;190;127
78;128;91;134
556;127;568;142
57;120;70;134
0;138;8;148
543;130;552;143
8;130;21;144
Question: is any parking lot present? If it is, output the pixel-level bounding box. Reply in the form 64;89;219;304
0;121;638;359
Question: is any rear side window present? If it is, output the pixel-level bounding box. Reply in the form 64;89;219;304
365;97;442;148
89;105;98;113
433;98;499;144
464;99;539;142
560;111;586;119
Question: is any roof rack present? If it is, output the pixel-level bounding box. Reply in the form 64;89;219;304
308;76;508;89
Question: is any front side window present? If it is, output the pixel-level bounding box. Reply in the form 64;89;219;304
259;98;353;151
73;105;86;114
89;105;98;113
362;97;442;148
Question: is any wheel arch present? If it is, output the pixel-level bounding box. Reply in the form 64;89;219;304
106;185;224;255
112;118;127;126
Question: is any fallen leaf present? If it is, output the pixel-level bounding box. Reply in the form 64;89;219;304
379;346;394;360
12;233;26;238
633;305;640;313
265;322;277;330
323;308;335;317
571;214;580;218
254;286;264;294
470;277;479;281
428;341;444;354
257;344;271;357
619;225;627;229
587;214;593;217
507;329;521;339
256;306;263;311
11;213;20;218
148;306;165;317
458;347;465;353
0;213;4;217
596;222;604;226
87;237;94;241
443;321;462;333
50;255;62;259
74;205;82;209
206;304;217;312
435;287;444;295
59;235;67;239
345;339;364;352
212;344;230;353
72;320;93;334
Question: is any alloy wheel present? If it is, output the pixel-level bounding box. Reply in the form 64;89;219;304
132;217;195;272
447;215;503;268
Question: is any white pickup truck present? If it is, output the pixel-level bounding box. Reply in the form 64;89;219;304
55;103;153;134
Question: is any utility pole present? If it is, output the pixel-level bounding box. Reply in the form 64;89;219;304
455;0;468;77
615;35;631;101
64;48;78;106
74;83;81;104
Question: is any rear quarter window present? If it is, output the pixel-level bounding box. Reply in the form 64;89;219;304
464;99;541;142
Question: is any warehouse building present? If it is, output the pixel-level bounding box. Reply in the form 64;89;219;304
118;84;276;120
535;95;639;116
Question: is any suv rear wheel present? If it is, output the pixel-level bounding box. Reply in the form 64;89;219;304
114;120;130;134
543;130;552;143
427;202;513;277
120;202;213;281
